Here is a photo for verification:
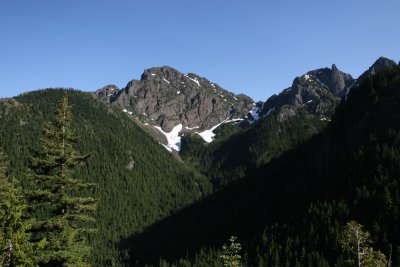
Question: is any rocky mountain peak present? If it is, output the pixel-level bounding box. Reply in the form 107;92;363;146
306;64;354;97
140;66;183;82
358;57;397;80
94;84;120;102
373;56;397;68
95;66;254;151
258;65;355;121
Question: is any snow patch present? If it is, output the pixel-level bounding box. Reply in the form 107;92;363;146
249;106;260;122
143;113;147;116
185;126;200;130
122;109;132;115
163;78;170;84
151;73;156;76
154;124;183;151
211;83;216;88
159;143;172;152
184;74;201;86
233;97;239;101
307;100;313;104
196;117;242;143
225;118;244;123
177;91;181;95
196;119;227;143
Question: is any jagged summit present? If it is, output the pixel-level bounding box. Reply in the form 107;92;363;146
95;84;119;102
95;66;254;151
358;57;398;80
256;65;355;120
255;57;396;123
112;66;253;132
94;57;397;151
306;64;354;97
140;66;183;81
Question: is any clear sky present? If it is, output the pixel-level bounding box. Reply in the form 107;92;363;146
0;1;399;101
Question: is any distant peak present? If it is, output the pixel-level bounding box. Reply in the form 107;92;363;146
141;66;183;81
95;84;120;102
358;57;397;80
331;64;338;71
371;56;397;69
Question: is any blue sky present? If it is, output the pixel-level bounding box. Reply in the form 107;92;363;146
0;1;399;101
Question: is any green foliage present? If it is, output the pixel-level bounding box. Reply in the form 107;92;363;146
339;221;387;267
181;106;327;187
220;236;242;267
0;152;34;267
125;66;400;266
0;88;213;265
27;93;96;266
0;66;399;266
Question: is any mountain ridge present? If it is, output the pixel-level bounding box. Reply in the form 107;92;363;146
0;56;399;266
93;57;398;153
120;60;400;267
96;66;254;131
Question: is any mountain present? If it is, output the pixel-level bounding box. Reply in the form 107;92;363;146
257;64;354;120
95;66;255;151
94;64;357;153
0;89;213;266
120;61;400;266
1;57;399;266
180;63;356;185
180;58;398;187
358;56;398;81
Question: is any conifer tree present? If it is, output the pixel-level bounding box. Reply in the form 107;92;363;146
220;236;242;267
0;152;34;267
28;93;97;266
339;221;387;267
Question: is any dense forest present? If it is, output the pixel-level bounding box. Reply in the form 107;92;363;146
120;66;400;266
0;89;212;265
0;65;399;266
180;105;328;187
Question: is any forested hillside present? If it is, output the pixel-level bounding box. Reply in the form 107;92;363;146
1;64;399;266
119;66;400;266
0;89;212;265
180;106;327;187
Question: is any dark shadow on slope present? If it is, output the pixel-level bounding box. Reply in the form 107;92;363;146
119;67;400;266
118;136;322;266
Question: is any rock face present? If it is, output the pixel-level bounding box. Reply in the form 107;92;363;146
258;64;355;120
100;66;254;132
95;85;119;102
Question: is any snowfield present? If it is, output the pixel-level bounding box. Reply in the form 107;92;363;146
154;124;183;151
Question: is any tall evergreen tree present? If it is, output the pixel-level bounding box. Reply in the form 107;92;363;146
28;93;97;266
220;236;242;267
0;152;34;267
339;221;387;267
